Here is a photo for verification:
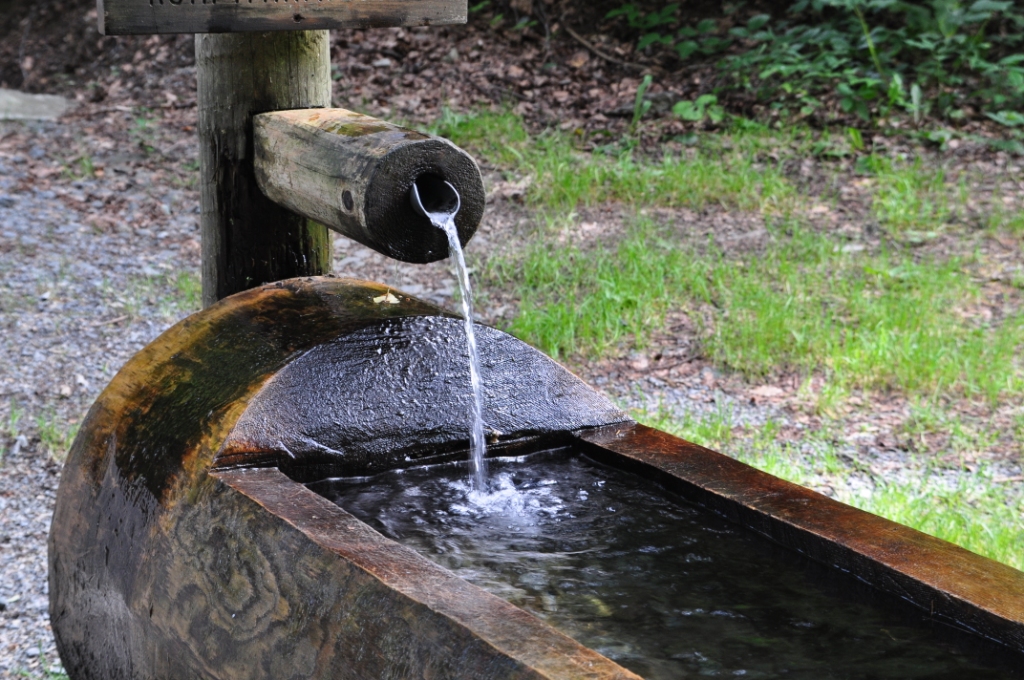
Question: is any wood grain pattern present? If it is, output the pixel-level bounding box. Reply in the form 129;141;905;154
196;32;333;307
98;0;467;36
254;109;485;263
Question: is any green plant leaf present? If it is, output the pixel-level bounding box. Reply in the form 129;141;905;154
638;32;668;51
986;110;1024;127
696;18;717;34
748;14;771;31
675;40;700;59
847;126;865;151
968;0;1012;14
672;100;703;121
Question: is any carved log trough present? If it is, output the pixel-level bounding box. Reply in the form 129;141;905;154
50;277;1024;679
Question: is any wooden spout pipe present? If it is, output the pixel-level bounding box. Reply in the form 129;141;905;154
254;108;485;264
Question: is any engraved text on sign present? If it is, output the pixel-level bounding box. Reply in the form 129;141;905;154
98;0;467;35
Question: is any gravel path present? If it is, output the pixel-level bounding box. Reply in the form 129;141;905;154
0;112;205;678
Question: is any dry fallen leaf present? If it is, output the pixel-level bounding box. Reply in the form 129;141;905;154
567;50;590;70
750;385;785;398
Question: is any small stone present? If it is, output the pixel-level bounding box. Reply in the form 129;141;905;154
0;89;74;121
0;195;16;208
372;58;393;68
628;353;649;371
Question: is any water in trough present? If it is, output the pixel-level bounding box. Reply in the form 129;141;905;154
310;450;1023;680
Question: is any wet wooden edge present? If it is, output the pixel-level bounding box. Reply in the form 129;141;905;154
212;466;642;680
576;422;1024;655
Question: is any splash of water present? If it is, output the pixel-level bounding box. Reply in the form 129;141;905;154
410;176;487;490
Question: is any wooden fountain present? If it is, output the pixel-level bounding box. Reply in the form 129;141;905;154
49;3;1024;679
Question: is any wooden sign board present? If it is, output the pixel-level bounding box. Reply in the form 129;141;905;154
97;0;467;35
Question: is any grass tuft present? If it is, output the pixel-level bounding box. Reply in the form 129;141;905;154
432;109;797;214
493;219;1024;401
34;410;79;463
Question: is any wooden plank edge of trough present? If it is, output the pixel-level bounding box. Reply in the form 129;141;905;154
211;466;642;680
575;422;1024;656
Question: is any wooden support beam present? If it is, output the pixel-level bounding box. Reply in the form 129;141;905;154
98;0;466;36
196;31;333;307
254;108;485;264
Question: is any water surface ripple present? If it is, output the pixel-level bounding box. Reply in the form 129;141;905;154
314;452;1023;679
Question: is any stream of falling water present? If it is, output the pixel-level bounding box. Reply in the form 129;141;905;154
433;214;488;491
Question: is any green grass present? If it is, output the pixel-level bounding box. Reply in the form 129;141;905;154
865;156;955;232
2;398;25;465
5;398;23;439
34;410;79;463
116;270;201;321
702;228;1024;401
431;109;797;214
442;113;1024;400
488;219;697;359
490;218;1024;402
15;665;68;680
641;406;1024;571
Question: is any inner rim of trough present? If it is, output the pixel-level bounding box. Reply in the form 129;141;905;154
298;441;1024;679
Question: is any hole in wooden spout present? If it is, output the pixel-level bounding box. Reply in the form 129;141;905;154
410;174;460;221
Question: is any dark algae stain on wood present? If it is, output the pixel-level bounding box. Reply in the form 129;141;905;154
97;0;467;36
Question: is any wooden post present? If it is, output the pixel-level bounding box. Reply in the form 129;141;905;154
97;0;466;307
196;31;333;307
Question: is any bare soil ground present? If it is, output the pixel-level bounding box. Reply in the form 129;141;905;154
1;2;1023;677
